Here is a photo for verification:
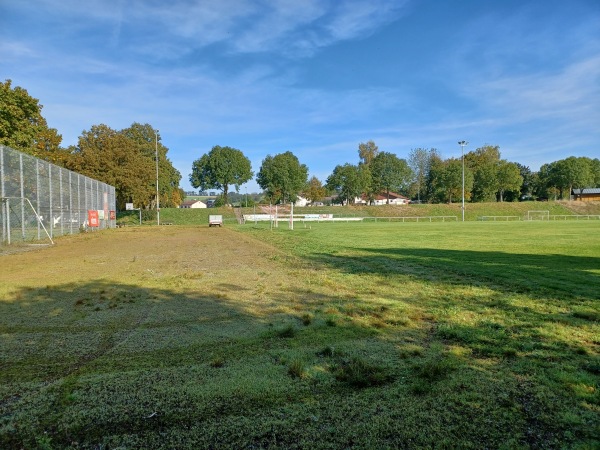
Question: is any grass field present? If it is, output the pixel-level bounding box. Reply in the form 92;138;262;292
0;220;598;448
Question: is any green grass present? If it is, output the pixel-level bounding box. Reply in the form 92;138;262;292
0;221;598;448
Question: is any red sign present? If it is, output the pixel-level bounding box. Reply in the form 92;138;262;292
88;210;99;227
110;210;116;220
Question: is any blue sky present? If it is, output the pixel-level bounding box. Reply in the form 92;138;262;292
2;0;599;193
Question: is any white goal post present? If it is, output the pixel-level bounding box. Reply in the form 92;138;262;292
526;210;550;221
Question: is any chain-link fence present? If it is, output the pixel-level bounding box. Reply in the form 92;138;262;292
1;145;116;245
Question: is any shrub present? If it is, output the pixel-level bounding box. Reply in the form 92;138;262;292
301;313;313;326
287;359;307;379
274;324;296;338
333;357;393;388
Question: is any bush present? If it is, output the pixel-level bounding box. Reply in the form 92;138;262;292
333;357;394;388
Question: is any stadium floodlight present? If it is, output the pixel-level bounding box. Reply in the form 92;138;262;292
458;140;468;222
155;129;160;226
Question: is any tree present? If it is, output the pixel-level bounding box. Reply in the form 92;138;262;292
496;161;523;202
465;145;501;202
429;157;474;204
256;151;308;203
553;157;594;198
370;152;413;204
66;124;156;210
408;148;439;202
590;158;600;186
190;145;253;205
66;123;182;210
0;79;65;164
326;163;370;205
358;140;379;166
122;123;182;208
303;176;327;204
510;163;534;201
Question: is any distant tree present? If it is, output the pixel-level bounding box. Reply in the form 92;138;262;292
465;145;501;202
496;161;523;202
358;140;379;166
190;145;253;205
256;151;308;204
510;163;534;201
371;152;413;203
0;79;65;164
303;176;328;204
549;157;594;199
122;123;182;208
409;148;439;202
590;158;600;186
66;124;156;210
326;163;370;205
429;157;474;204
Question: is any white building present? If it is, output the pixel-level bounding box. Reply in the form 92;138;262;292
180;200;207;209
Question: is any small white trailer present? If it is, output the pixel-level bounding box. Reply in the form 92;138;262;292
209;215;223;227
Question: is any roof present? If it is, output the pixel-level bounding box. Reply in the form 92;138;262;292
572;188;600;194
372;192;409;201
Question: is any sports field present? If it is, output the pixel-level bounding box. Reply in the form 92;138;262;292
0;220;598;448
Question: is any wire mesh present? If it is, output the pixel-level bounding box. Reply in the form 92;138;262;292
0;145;116;244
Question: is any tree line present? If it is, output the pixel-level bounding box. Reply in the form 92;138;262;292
3;79;598;208
191;140;599;206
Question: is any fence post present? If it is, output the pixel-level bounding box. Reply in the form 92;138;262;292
20;153;25;239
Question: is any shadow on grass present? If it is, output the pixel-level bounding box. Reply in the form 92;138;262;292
1;271;598;448
313;246;600;301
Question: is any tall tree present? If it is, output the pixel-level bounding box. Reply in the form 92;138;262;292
358;140;379;166
496;161;523;202
512;163;534;201
465;145;501;202
122;123;182;208
429;157;474;204
66;124;156;210
408;148;439;202
590;158;600;186
256;151;308;203
190;145;253;205
552;156;594;198
326;163;370;205
303;176;328;204
0;79;65;164
371;152;413;204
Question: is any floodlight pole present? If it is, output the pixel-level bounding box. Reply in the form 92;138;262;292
155;129;160;226
458;140;468;222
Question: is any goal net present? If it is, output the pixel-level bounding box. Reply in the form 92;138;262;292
526;210;550;221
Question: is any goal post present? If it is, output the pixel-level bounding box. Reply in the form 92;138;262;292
526;210;550;221
1;196;54;245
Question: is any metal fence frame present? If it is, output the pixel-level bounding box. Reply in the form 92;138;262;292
0;145;116;245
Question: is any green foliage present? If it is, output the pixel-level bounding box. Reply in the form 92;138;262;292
496;160;523;201
189;145;253;204
408;147;439;202
256;151;308;203
0;79;64;164
65;123;181;210
326;163;370;205
371;151;413;200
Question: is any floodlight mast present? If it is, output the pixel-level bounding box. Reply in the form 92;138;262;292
458;140;468;222
155;129;160;226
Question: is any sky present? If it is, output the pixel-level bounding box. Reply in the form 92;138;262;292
2;0;599;193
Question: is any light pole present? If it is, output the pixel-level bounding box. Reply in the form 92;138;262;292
458;140;468;222
155;129;160;226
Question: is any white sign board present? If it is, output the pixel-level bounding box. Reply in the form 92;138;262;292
126;203;134;210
